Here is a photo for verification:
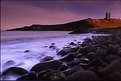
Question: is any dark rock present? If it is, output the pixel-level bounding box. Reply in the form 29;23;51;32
63;65;84;76
30;60;62;73
16;71;37;80
40;56;53;62
69;42;76;46
1;67;28;80
76;53;83;58
57;47;78;56
77;46;91;55
49;43;56;49
67;70;98;81
87;52;96;60
38;69;52;80
67;59;80;67
118;50;121;57
101;72;121;80
79;63;88;70
96;47;107;58
106;54;120;64
2;60;16;70
58;64;69;71
59;52;75;62
43;70;67;80
88;57;107;68
79;58;90;63
24;50;30;53
98;59;121;76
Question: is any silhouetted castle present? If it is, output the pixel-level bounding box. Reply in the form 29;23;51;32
104;12;111;19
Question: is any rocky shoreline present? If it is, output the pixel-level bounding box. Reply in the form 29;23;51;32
1;32;121;81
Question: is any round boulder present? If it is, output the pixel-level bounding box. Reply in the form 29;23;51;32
40;56;53;62
67;70;98;81
30;60;62;73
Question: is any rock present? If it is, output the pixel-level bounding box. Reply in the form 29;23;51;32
38;69;52;80
76;53;83;58
101;72;121;80
58;64;69;71
79;63;88;70
2;60;16;70
30;60;62;73
79;58;90;63
77;46;91;55
88;57;107;68
43;70;67;80
59;52;75;62
40;56;53;62
16;71;37;80
118;50;121;57
57;47;78;56
49;43;56;49
67;59;80;67
106;54;120;64
24;50;30;53
96;48;107;58
67;70;98;81
87;52;96;60
69;42;76;46
98;59;121;76
63;65;84;76
1;67;28;80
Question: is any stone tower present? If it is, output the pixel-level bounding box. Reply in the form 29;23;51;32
105;12;111;19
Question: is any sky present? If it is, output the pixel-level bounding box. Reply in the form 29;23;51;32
1;0;121;30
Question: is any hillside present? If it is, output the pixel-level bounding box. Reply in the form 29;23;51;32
7;18;121;31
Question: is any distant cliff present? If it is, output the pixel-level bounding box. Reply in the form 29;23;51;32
7;19;121;31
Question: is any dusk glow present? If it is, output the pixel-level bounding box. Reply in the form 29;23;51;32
1;0;121;30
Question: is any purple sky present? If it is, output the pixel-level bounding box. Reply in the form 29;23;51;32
1;0;121;30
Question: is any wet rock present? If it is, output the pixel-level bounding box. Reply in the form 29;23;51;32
118;50;121;57
79;58;90;63
24;50;30;53
77;46;91;55
87;52;96;60
1;67;28;80
98;59;121;76
58;64;69;71
38;69;52;80
67;70;98;81
63;65;84;76
106;54;120;64
30;60;62;73
43;70;67;80
16;71;37;80
96;48;107;58
59;52;75;62
2;60;16;70
69;42;76;46
101;72;121;80
88;57;107;68
67;59;80;67
79;63;88;70
49;43;56;49
40;56;53;62
76;53;83;58
57;47;78;56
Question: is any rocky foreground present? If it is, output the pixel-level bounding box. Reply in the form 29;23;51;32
1;32;121;81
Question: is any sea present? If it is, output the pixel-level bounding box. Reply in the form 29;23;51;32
1;31;108;80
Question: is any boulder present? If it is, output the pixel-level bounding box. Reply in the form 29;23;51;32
57;47;78;56
63;65;84;76
40;56;53;62
87;52;96;60
98;59;121;76
67;70;98;81
30;60;62;73
67;59;80;67
59;53;75;62
16;71;37;80
118;50;121;57
1;67;28;80
101;72;121;80
2;60;16;70
43;70;67;80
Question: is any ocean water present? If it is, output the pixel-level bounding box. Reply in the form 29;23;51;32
1;31;108;80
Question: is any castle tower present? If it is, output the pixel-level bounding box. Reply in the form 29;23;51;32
105;12;111;19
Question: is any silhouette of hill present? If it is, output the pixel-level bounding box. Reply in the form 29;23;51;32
7;18;121;31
